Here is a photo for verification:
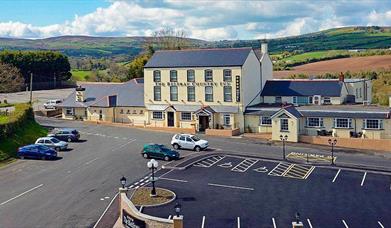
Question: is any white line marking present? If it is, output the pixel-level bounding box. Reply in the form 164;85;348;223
237;217;240;228
111;139;136;152
332;169;341;183
0;184;43;206
168;215;172;219
378;221;384;228
201;216;206;228
342;220;349;228
307;219;313;228
208;183;254;191
272;218;277;228
93;192;119;228
361;172;367;186
85;157;99;165
159;177;188;183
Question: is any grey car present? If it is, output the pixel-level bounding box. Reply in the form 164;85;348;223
35;137;68;151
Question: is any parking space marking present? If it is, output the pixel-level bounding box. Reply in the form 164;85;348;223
159;177;188;183
193;155;225;168
201;216;205;228
208;183;254;191
269;163;314;179
253;166;268;173
272;218;277;228
361;172;367;186
218;162;233;168
268;163;293;176
231;158;258;172
110;139;136;152
342;220;349;228
307;219;313;228
237;217;240;228
378;221;384;228
0;184;44;206
332;169;341;183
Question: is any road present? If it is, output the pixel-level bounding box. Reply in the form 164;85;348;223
1;117;391;227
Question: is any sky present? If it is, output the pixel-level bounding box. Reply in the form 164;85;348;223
0;0;390;40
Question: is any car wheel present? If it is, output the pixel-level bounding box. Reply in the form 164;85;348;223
164;156;170;161
194;146;201;152
143;153;149;159
68;138;72;142
20;156;25;160
55;147;60;152
173;144;179;150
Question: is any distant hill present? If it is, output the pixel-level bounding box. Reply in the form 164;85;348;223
0;26;390;59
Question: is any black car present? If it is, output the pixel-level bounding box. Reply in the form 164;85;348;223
48;128;80;142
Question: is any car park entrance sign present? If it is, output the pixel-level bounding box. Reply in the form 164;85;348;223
122;210;145;228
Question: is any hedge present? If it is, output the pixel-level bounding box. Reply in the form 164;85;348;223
0;103;34;140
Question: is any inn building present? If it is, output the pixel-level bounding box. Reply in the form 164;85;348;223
143;45;273;132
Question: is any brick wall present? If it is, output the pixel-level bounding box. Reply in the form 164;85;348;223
206;128;240;137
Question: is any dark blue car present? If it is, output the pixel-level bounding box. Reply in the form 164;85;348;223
17;144;58;160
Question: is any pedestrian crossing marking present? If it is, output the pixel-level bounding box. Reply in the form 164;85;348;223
193;156;225;168
231;158;258;172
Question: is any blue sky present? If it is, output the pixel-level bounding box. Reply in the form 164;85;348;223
0;0;390;40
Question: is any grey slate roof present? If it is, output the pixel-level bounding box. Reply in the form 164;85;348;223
59;79;144;108
260;80;343;97
284;106;302;118
144;48;254;68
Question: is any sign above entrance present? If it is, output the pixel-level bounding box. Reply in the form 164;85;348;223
122;209;146;228
154;82;231;87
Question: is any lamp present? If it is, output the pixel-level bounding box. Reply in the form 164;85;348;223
174;203;182;217
120;176;127;189
147;159;159;196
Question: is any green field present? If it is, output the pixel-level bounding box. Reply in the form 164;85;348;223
0;116;8;124
71;70;92;81
283;50;349;62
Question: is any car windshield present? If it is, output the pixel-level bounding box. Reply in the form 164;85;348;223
71;130;78;134
191;136;201;142
51;138;60;143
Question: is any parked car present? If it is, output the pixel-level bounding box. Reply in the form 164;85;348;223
171;134;209;152
43;99;62;109
35;137;68;151
48;128;80;142
141;144;180;161
17;144;57;160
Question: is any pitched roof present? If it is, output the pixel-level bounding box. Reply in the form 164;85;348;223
59;79;144;108
260;80;343;97
144;48;254;68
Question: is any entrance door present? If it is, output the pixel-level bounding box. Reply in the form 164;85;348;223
198;116;209;132
167;112;174;127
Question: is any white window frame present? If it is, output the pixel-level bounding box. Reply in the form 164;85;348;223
308;96;313;104
223;69;232;82
223;114;231;126
223;86;232;102
205;86;213;102
152;111;164;120
205;69;213;82
187;70;195;82
170;86;178;101
170;70;177;82
292;96;297;104
306;117;324;128
280;118;289;132
187;86;195;102
323;97;331;104
154;86;161;101
153;70;161;82
364;119;383;129
334;118;352;129
181;112;192;121
65;108;74;116
260;116;272;126
275;96;282;103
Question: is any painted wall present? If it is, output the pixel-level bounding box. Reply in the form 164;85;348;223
114;107;146;125
271;116;299;142
88;107;114;122
242;50;261;107
260;52;273;91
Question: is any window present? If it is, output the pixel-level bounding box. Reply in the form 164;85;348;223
205;69;213;82
205;86;213;102
293;96;297;104
127;110;130;114
334;118;352;128
223;114;231;126
359;88;362;98
154;86;161;101
153;70;161;82
364;119;383;129
223;69;232;82
280;118;289;131
132;110;137;114
152;111;163;119
356;88;359;98
323;97;331;104
187;70;195;82
308;96;313;104
187;86;195;102
181;112;192;121
65;108;73;115
179;136;186;141
275;96;282;103
224;86;232;102
170;86;178;101
170;70;177;82
37;140;44;144
260;116;272;125
185;137;192;142
306;117;324;127
140;110;144;114
120;109;124;114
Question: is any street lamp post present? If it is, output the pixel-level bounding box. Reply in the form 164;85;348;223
120;176;127;189
174;203;182;217
328;138;337;165
280;135;288;160
147;159;158;197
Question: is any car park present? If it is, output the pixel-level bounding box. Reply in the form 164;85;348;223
43;99;62;109
48;128;80;142
171;134;209;152
17;144;57;160
35;137;68;151
141;144;180;161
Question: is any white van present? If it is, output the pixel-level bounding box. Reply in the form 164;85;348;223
43;99;62;109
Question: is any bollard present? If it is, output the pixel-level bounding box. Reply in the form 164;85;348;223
173;215;183;228
292;221;303;228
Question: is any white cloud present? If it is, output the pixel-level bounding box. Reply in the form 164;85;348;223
191;27;238;41
367;10;391;26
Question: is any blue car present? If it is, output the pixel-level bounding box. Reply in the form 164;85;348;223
17;144;58;160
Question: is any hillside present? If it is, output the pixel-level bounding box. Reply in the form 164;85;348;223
0;26;390;59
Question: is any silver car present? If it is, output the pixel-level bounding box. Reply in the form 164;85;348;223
35;137;68;151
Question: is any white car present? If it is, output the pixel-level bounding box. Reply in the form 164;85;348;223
43;99;62;109
35;137;68;151
171;134;209;152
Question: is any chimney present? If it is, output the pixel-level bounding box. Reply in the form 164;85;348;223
261;39;268;54
76;86;86;102
339;72;345;82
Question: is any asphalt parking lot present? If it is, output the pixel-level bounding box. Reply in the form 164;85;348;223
143;155;391;228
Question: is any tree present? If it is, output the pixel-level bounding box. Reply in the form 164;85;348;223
151;27;190;50
0;62;24;93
